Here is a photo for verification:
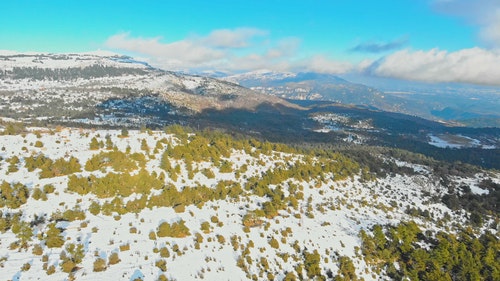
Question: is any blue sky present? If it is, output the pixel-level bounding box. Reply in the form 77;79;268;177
2;0;500;85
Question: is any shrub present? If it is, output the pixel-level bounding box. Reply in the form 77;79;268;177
242;212;263;227
32;244;43;255
43;184;55;193
173;205;185;213
46;265;56;275
219;161;233;173
119;244;130;251
93;258;107;272
200;221;211;233
0;181;29;208
120;128;129;138
159;247;170;258
21;262;31;271
89;201;101;215
157;220;190;238
32;188;47;201
62;207;86;221
60;260;76;273
155;259;167;272
269;238;279;249
217;235;226;244
108;252;120;265
7;156;19;173
45;223;64;248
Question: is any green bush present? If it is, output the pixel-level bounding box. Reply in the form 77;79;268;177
108;252;120;265
0;181;29;208
269;238;279;249
34;140;44;148
155;259;167;272
45;223;64;248
157;220;190;238
93;258;107;272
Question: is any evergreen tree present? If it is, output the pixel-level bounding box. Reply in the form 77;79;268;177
45;223;64;248
120;127;129;138
89;137;99;150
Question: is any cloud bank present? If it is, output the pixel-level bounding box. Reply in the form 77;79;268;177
104;29;351;74
368;47;500;85
105;27;500;86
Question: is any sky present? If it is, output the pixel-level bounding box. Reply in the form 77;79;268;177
1;0;500;86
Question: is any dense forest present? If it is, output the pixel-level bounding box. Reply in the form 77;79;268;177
0;64;147;80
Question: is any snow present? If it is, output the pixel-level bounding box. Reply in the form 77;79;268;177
428;133;495;149
428;134;462;148
0;53;149;71
0;127;497;280
224;70;296;84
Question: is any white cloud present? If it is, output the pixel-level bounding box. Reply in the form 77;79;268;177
104;30;356;75
293;55;354;74
105;32;225;69
104;30;500;86
369;47;500;85
105;29;279;71
202;28;267;48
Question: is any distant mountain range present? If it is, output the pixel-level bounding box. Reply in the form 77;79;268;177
224;71;382;104
225;70;500;128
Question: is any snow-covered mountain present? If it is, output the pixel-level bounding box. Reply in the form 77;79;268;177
0;126;498;280
226;70;500;128
224;70;393;107
0;52;296;125
0;51;150;70
224;70;297;85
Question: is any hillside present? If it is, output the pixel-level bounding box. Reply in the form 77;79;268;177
225;71;417;116
1;52;499;169
0;52;297;126
0;125;498;280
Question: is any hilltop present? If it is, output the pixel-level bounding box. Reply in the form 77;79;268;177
0;125;498;280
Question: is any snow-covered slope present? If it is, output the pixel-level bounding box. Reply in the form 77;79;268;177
0;52;296;124
0;52;149;71
0;126;497;280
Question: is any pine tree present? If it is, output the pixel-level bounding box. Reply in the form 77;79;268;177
120;127;129;138
105;135;113;150
45;223;64;248
89;137;99;150
140;139;149;152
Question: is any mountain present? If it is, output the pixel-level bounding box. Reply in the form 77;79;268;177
0;52;499;169
225;70;411;112
0;52;297;124
0;52;499;280
0;126;498;281
227;71;500;127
